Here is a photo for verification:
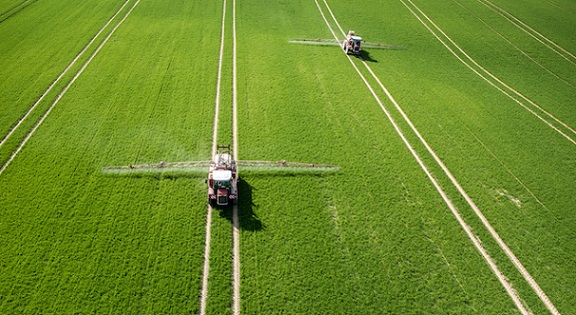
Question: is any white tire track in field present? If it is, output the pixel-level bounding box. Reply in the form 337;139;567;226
0;0;132;150
199;204;214;315
450;0;576;90
0;0;34;22
477;14;576;90
366;59;559;315
325;0;561;313
210;0;227;159
315;0;531;313
200;0;241;312
324;0;561;313
477;0;576;65
0;0;141;177
400;0;576;146
463;125;551;212
199;0;227;312
231;0;241;313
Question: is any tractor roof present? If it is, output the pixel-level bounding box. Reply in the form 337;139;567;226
351;36;362;41
213;170;232;181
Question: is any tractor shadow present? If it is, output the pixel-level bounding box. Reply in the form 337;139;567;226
359;50;378;63
213;172;338;231
215;178;264;232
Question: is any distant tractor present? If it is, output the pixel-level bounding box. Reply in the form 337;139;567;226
342;30;362;55
207;145;238;206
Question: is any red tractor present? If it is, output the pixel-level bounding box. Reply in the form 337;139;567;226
207;145;238;206
103;146;340;207
342;30;362;55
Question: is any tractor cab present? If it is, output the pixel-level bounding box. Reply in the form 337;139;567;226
343;30;362;55
207;145;238;206
350;36;362;49
213;170;232;205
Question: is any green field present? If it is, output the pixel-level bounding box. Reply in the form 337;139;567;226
1;0;575;313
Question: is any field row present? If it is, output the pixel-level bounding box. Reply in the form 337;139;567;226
0;0;574;313
236;0;575;312
1;0;221;313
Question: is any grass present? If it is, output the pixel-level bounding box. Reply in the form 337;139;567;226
0;0;221;313
326;0;576;312
205;207;234;314
0;0;125;138
236;0;575;313
1;0;575;313
234;0;526;313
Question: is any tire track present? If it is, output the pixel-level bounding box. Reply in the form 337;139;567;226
0;0;132;150
360;53;555;314
399;0;576;146
477;0;576;66
315;0;554;313
542;0;576;15
199;0;240;312
326;0;561;312
199;0;227;312
463;125;551;212
348;0;560;314
231;0;241;312
0;0;37;24
0;0;141;177
450;0;576;90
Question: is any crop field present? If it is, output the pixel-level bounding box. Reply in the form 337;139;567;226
1;0;575;313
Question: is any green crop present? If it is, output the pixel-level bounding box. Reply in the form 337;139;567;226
1;0;575;313
0;0;221;313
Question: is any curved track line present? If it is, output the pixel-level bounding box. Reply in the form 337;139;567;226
0;0;141;176
0;0;132;150
199;0;227;312
477;0;576;65
400;0;576;145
